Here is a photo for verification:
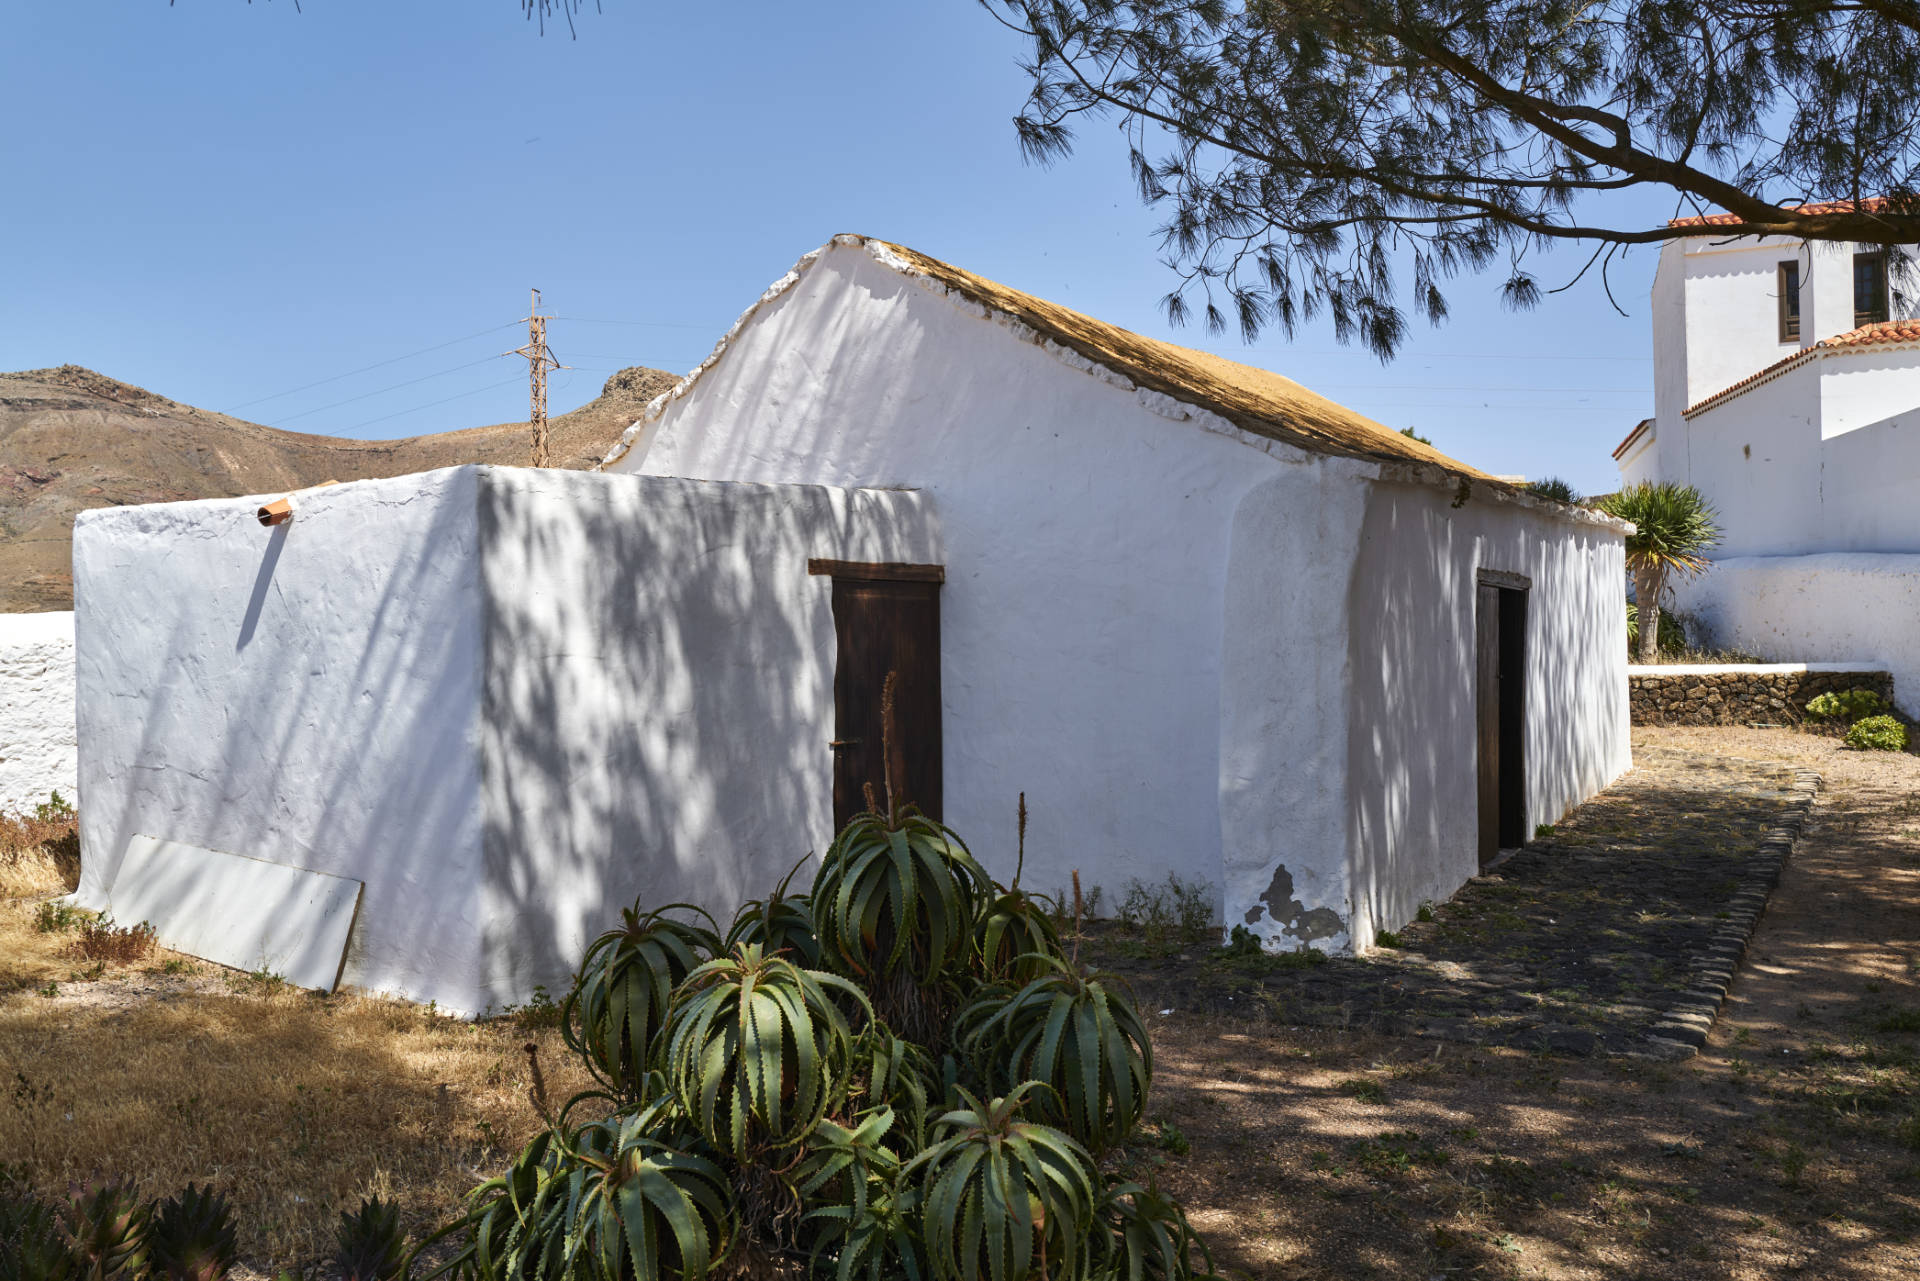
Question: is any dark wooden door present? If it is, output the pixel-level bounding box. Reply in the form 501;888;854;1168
1496;589;1529;849
1476;584;1502;870
829;576;942;829
1476;581;1529;868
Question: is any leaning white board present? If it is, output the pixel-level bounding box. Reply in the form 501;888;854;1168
107;835;363;992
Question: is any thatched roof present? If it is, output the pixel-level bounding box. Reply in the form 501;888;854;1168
606;238;1623;529
860;237;1493;479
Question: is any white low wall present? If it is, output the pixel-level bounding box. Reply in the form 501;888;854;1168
1672;553;1920;718
74;469;490;1009
0;612;79;818
73;466;935;1013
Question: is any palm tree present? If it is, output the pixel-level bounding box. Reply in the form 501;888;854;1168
1599;482;1721;663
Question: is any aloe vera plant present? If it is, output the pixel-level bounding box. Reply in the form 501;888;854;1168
812;811;990;988
724;859;822;970
147;1184;236;1281
958;954;1152;1156
64;1182;149;1281
662;944;868;1158
425;809;1214;1277
976;884;1066;985
906;1086;1098;1281
422;1102;733;1281
563;902;720;1099
0;1191;75;1281
1096;1178;1219;1281
334;1199;406;1281
798;1109;924;1281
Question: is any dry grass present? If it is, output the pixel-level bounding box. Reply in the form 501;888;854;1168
0;897;591;1272
0;804;80;898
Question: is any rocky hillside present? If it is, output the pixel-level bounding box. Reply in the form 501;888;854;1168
0;364;678;611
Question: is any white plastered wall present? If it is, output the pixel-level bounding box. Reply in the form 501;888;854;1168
1343;484;1632;947
611;240;1300;908
1218;459;1372;952
72;470;489;1010
474;468;937;1007
1671;553;1920;718
0;611;77;816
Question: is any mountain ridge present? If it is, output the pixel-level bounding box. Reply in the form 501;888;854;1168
0;363;678;611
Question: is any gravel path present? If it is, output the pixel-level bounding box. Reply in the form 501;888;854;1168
1093;745;1822;1057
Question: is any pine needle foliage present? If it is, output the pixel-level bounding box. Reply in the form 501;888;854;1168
985;1;1920;358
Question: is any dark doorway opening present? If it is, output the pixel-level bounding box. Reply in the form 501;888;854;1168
1475;575;1529;869
812;560;944;829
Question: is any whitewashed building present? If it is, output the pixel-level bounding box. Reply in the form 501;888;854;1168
1614;205;1920;713
73;236;1632;1012
605;235;1631;963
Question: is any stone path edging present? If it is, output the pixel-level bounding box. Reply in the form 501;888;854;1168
1638;765;1822;1060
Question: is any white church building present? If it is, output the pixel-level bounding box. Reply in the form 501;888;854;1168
1615;205;1920;715
72;236;1631;1013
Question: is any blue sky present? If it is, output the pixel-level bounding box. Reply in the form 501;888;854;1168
4;2;1664;494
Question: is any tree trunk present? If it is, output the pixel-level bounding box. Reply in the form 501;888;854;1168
1634;565;1665;663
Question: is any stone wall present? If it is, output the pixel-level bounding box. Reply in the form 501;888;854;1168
1628;663;1894;727
0;612;77;816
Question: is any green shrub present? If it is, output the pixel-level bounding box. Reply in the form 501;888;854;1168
1806;688;1888;722
1846;714;1909;752
1524;477;1579;504
1624;601;1686;656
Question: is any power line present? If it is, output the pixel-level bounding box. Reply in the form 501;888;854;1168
336;375;528;435
1311;383;1648;394
272;355;509;426
553;315;727;331
231;321;521;411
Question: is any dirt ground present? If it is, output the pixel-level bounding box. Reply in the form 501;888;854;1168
1117;727;1920;1279
3;725;1917;1277
0;837;591;1273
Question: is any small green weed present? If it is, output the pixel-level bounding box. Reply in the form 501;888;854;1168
1374;929;1403;949
33;900;83;933
1116;873;1216;948
1533;823;1557;839
1348;1130;1449;1177
1876;1007;1920;1034
504;985;563;1032
1339;1077;1387;1104
1416;903;1435;923
33;792;74;823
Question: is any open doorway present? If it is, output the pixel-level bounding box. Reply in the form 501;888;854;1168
1475;572;1529;869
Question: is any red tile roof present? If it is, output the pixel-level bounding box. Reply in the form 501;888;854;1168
1612;417;1654;460
1670;197;1891;229
1685;321;1920;416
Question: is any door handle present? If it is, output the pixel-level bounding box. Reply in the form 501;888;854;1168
829;738;863;750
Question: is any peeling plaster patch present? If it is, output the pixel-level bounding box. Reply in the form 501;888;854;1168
1244;862;1346;943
